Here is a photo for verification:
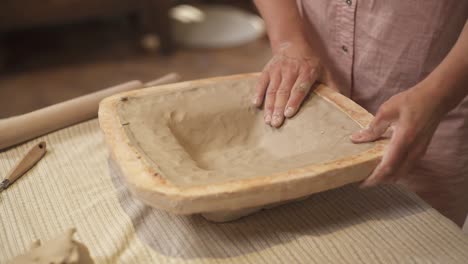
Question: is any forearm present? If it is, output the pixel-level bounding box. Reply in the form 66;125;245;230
421;21;468;113
253;0;310;52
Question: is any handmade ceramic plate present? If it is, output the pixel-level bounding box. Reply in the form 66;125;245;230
99;73;387;222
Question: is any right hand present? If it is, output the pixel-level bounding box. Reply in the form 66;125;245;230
253;42;322;127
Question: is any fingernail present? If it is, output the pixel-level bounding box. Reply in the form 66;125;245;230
252;96;259;105
360;177;376;188
284;107;295;117
271;114;283;127
265;114;272;124
350;133;362;141
360;169;377;188
351;130;366;141
359;181;371;189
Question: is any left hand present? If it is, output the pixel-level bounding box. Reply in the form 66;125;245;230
350;84;448;187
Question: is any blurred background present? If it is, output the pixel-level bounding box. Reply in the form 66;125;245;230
0;0;271;118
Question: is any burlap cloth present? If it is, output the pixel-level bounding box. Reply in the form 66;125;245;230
1;119;467;263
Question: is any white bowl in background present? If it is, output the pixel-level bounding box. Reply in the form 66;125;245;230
171;5;265;49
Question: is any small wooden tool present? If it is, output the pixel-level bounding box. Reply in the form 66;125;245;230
0;142;47;192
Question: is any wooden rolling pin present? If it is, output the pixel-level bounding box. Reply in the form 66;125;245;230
0;73;180;150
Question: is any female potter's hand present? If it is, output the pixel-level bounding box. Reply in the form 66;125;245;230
253;42;321;127
350;85;448;187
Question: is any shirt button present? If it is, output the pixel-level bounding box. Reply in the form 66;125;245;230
346;0;352;6
342;45;348;52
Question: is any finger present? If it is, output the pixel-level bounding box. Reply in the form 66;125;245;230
351;106;395;143
271;73;297;127
264;72;281;125
284;69;318;118
389;157;412;184
392;136;432;184
361;128;410;187
253;71;270;107
389;150;415;185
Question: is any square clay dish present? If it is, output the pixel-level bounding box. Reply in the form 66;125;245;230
99;73;387;222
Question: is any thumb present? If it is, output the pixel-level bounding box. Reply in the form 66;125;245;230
351;112;391;143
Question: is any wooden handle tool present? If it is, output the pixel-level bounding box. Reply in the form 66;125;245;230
0;142;47;192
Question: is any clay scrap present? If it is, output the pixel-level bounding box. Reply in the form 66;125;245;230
9;228;94;264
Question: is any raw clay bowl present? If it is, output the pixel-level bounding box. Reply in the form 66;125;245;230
99;73;387;222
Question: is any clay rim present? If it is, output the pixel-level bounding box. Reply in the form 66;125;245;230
98;73;387;213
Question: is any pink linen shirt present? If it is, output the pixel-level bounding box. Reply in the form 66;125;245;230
298;0;468;225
